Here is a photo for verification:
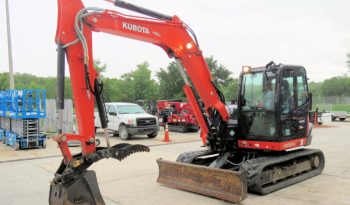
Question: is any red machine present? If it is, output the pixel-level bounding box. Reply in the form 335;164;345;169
51;0;324;204
157;101;199;132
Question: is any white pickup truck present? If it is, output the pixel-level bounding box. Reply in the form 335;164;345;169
95;102;159;140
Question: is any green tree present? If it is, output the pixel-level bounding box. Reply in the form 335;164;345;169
221;78;239;101
121;62;159;101
322;76;350;96
205;56;233;88
0;72;70;99
156;56;235;100
102;78;125;102
0;73;10;90
308;81;323;96
156;61;185;100
94;58;107;77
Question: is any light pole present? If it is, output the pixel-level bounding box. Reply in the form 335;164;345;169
5;0;15;89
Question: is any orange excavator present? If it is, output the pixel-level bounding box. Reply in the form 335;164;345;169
50;0;324;204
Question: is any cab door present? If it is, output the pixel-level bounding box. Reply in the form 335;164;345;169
238;70;278;140
279;67;309;140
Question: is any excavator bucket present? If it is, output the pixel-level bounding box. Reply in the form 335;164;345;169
49;170;105;205
49;144;150;205
156;159;247;203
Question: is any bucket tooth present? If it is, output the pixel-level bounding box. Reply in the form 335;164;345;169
157;158;247;203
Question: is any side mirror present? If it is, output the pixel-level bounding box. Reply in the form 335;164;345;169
109;112;117;116
308;92;313;110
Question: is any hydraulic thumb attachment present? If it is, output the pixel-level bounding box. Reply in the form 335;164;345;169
49;143;149;205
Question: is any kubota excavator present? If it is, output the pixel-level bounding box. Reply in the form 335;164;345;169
50;0;324;204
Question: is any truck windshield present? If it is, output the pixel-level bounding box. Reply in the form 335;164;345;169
117;105;146;114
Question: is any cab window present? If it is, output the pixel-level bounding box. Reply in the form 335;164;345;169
242;72;263;110
297;75;308;107
281;68;308;114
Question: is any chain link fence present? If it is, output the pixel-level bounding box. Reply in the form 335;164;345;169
313;95;350;113
313;95;350;105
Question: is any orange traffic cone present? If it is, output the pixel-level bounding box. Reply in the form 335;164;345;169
163;123;170;142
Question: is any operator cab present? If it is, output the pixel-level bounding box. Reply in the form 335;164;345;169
237;62;311;143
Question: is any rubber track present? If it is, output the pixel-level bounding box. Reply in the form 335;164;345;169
239;148;325;195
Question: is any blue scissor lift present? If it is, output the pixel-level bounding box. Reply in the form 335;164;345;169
0;91;5;142
0;89;46;150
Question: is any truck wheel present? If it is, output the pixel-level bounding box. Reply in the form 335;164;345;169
147;132;158;138
14;142;20;151
339;118;346;121
119;125;130;140
42;141;47;149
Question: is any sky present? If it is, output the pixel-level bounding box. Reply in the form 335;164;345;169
0;0;349;82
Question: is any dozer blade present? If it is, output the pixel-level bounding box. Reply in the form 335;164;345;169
49;170;105;205
156;158;247;203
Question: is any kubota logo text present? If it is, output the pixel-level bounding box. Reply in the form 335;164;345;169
122;22;150;35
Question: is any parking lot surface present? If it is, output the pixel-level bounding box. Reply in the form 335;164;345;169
0;121;349;205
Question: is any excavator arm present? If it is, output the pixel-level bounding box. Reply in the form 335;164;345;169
50;1;246;204
55;0;229;156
